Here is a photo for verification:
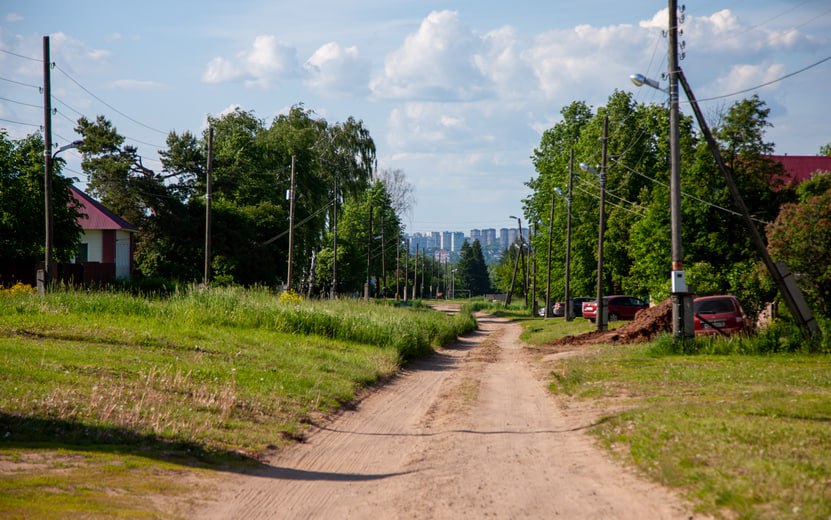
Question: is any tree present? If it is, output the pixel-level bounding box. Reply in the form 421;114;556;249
378;168;416;218
0;131;82;270
768;184;831;316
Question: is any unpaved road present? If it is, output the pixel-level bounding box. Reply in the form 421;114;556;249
197;312;701;519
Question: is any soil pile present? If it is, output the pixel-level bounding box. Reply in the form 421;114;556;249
549;298;673;347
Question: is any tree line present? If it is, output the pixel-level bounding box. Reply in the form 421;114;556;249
509;90;830;319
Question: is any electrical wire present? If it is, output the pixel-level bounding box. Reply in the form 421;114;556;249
572;184;646;218
0;95;42;109
0;48;42;62
260;198;336;246
54;64;168;135
691;55;831;102
611;160;770;225
0;75;41;90
0;117;40;128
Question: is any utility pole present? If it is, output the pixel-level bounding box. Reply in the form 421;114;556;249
287;155;296;291
403;240;409;302
596;116;609;332
414;243;419;299
505;217;523;308
531;222;538;316
564;149;575;321
40;35;53;295
380;211;386;298
668;0;694;338
204;126;213;286
395;239;401;300
421;250;426;300
545;178;557;318
331;180;338;299
365;205;372;300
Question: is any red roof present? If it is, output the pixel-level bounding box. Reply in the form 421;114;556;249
769;155;831;186
69;185;138;232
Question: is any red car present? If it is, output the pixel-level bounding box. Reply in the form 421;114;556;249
582;295;648;322
693;295;748;336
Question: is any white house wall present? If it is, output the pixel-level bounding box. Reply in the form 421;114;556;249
81;230;103;262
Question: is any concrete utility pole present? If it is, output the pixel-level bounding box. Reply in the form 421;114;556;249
531;222;538;316
404;239;409;302
595;116;609;332
414;243;419;299
365;205;372;300
505;216;522;308
395;239;401;300
331;180;338;299
564;149;575;321
668;0;695;338
545;181;557;319
204;126;213;286
287;155;296;291
40;35;53;294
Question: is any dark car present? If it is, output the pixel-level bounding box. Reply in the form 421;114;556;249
693;295;748;336
582;295;648;322
553;297;593;317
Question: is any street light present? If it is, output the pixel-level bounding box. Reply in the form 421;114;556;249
551;186;574;321
631;67;694;338
39;139;84;295
580;157;609;332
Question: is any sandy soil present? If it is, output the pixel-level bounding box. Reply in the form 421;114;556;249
195;311;703;519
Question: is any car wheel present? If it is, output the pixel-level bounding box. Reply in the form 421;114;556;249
608;313;618;321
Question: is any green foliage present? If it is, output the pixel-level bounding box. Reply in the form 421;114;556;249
456;239;492;296
527;91;797;319
0;131;82;265
767;185;831;316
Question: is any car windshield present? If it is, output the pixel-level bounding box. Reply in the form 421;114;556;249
695;299;735;314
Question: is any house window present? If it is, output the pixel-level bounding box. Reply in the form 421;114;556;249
76;243;89;263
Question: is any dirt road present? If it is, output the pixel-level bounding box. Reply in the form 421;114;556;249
198;312;700;519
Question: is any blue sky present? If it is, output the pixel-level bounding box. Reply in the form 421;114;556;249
2;1;830;233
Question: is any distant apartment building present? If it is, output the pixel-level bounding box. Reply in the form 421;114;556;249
499;228;509;250
434;250;450;264
451;232;465;252
441;231;452;251
470;229;482;245
483;228;497;247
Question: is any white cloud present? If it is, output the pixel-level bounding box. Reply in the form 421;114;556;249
5;13;23;23
110;79;165;90
304;42;369;96
88;49;111;61
219;104;243;116
202;35;299;88
710;63;786;95
371;10;489;101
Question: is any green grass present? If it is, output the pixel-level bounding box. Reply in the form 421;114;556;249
542;324;831;519
0;286;476;518
519;316;598;345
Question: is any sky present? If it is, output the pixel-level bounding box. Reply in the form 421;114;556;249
2;1;830;234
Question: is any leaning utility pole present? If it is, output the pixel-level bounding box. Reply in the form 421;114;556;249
287;155;296;291
677;69;820;338
668;0;695;338
40;35;53;294
204;126;213;286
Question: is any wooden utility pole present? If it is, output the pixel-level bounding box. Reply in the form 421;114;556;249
331;180;338;299
365;205;372;300
41;35;53;294
287;155;296;291
204;126;213;286
564;149;575;320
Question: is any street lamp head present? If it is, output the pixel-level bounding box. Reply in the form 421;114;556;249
630;73;666;92
553;187;564;197
579;162;597;175
509;215;518;220
52;139;84;159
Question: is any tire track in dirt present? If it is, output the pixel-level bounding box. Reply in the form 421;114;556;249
195;313;704;519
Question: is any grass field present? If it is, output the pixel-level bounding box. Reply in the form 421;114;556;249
521;319;831;519
0;286;476;518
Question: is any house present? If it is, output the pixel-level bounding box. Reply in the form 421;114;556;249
69;185;138;281
768;155;831;187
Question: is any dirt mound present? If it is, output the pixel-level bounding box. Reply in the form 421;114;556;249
548;298;673;347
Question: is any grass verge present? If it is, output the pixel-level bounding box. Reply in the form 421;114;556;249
0;286;476;518
544;328;831;519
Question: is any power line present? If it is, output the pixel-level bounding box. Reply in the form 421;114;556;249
612;160;770;224
0;117;40;128
54;64;168;136
260;198;336;246
0;95;42;109
693;54;831;102
0;75;41;90
572;184;646;218
0;47;42;62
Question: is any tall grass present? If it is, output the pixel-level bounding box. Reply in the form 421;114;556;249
0;286;476;455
